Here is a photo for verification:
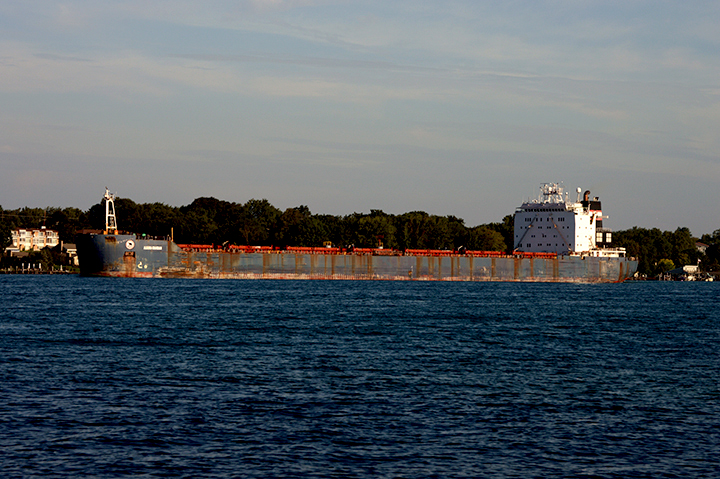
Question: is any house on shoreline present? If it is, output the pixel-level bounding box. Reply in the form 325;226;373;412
5;227;60;254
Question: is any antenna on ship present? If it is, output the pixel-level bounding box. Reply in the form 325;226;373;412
104;187;118;234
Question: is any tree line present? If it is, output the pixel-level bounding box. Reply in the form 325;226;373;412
1;197;719;276
0;197;511;270
614;227;719;276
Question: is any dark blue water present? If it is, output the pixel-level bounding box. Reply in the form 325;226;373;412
1;277;718;478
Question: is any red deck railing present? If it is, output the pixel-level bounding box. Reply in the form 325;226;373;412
175;244;557;259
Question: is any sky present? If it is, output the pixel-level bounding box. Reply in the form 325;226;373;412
1;1;719;236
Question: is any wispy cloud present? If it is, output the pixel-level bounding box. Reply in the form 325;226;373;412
171;52;441;73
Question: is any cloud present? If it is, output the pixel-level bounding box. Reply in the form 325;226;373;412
0;41;518;104
1;1;720;235
172;52;440;73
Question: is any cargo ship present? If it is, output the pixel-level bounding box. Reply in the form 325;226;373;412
76;185;637;282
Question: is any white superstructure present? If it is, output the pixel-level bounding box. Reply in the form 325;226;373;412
513;183;626;257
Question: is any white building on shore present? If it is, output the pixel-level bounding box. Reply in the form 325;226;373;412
8;227;60;252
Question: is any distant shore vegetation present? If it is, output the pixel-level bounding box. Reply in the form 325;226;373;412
1;197;718;276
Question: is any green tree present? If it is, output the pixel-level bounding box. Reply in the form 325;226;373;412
614;227;664;275
178;197;233;244
239;199;281;245
657;258;674;273
488;215;514;253
466;226;506;251
396;211;434;249
614;226;705;276
277;206;330;246
86;202;106;230
179;210;218;245
669;227;697;267
141;203;180;238
47;207;87;242
700;229;720;246
0;212;11;251
23;248;56;271
357;211;397;249
442;215;468;250
314;214;345;247
703;243;720;271
300;216;329;246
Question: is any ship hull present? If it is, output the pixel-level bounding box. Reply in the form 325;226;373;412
77;234;637;283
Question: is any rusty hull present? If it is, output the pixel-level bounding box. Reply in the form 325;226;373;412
76;234;637;282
